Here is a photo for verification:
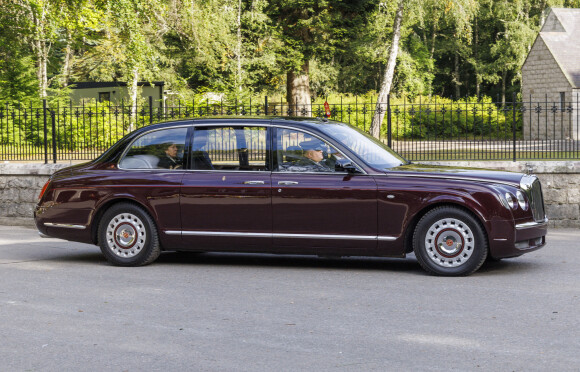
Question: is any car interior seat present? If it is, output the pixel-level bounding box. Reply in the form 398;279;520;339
284;146;303;163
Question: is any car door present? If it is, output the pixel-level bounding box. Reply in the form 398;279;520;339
271;126;378;254
117;125;188;230
179;124;272;251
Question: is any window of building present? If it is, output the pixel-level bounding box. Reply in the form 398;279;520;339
99;92;111;102
560;92;566;110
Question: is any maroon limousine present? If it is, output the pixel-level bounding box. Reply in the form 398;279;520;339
34;117;547;276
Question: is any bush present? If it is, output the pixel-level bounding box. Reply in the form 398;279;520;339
389;95;521;140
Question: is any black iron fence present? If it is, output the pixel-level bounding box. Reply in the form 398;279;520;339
1;94;579;163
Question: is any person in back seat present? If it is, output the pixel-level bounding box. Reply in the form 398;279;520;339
158;142;183;169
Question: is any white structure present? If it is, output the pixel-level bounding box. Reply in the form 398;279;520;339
69;81;165;106
521;8;580;140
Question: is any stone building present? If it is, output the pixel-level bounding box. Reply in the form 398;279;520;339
521;8;580;140
69;81;165;106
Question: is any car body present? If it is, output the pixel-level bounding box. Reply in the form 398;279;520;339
34;117;548;275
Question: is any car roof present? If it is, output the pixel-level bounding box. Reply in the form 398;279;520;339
140;116;331;131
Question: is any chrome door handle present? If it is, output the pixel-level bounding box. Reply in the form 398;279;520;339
278;181;299;185
243;180;265;185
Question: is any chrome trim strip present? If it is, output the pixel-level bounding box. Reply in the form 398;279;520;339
383;173;520;187
275;233;376;240
43;223;86;230
515;218;549;230
165;230;398;241
378;236;397;241
271;171;350;175
169;231;272;238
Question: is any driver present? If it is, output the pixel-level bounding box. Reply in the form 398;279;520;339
290;140;334;172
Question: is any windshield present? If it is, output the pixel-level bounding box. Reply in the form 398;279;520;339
318;122;407;170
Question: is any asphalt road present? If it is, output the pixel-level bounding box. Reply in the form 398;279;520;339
0;226;579;372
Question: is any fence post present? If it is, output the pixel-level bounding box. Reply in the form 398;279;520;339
265;96;268;116
387;94;392;148
51;109;57;163
512;92;517;162
43;99;48;164
149;96;153;124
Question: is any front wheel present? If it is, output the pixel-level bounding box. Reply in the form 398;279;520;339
413;206;488;276
98;203;161;266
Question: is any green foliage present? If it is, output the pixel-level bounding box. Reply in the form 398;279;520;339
0;54;38;104
0;0;575;106
389;95;519;140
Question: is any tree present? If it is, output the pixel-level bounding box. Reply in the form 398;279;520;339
265;1;324;109
0;5;38;102
485;0;542;105
6;0;59;98
105;0;165;115
265;1;373;110
369;0;404;139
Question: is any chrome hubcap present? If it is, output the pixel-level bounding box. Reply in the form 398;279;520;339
106;213;146;258
424;218;474;268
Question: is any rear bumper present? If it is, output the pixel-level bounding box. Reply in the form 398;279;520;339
34;205;93;244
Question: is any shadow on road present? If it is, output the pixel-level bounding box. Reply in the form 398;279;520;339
3;240;545;276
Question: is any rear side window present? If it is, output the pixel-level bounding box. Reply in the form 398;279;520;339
192;126;269;171
119;128;188;170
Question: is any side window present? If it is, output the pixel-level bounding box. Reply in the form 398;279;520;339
119;127;187;170
192;126;269;171
276;128;345;173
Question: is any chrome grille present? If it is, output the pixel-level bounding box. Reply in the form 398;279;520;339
521;175;546;222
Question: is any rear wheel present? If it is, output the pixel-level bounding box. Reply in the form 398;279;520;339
413;206;488;276
98;203;161;266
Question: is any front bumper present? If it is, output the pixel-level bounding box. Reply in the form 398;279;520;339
514;218;548;251
489;218;548;259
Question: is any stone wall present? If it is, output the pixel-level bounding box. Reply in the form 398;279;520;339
0;163;66;227
1;161;579;228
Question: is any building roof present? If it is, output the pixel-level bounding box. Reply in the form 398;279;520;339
70;81;165;89
539;8;580;88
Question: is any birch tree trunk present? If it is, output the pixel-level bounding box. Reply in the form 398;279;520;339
474;17;480;98
286;61;311;116
454;52;461;98
501;69;507;107
28;2;51;98
61;28;73;87
369;0;404;139
35;37;48;98
236;0;242;93
128;66;139;131
430;22;437;60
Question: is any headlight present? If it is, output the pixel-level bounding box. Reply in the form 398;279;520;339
505;192;517;209
516;190;528;210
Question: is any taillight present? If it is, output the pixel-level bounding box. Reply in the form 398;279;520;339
38;180;51;201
